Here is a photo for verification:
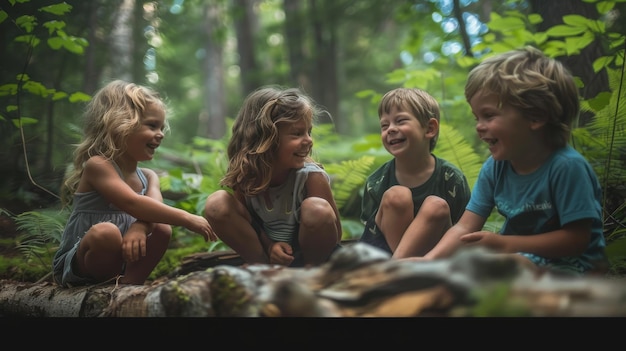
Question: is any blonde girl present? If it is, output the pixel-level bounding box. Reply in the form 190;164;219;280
53;80;217;287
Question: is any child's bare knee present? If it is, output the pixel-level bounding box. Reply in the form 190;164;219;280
152;223;172;239
381;186;412;210
300;197;335;228
204;190;234;219
421;195;450;218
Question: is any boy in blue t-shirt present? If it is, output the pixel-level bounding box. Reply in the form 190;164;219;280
420;46;606;275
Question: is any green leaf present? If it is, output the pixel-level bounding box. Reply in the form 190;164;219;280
63;39;85;54
0;84;18;96
546;25;587;37
0;10;8;24
47;36;63;50
43;20;66;34
528;14;542;25
533;32;548;45
588;91;612;111
593;56;614;72
23;80;50;97
52;91;68;101
69;91;91;102
39;3;73;16
16;73;30;82
15;34;40;47
15;15;37;33
488;16;526;31
12;117;38;128
457;55;477;68
562;14;592;27
6;105;18;112
596;1;615;14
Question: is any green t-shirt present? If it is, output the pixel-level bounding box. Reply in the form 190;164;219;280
360;155;471;227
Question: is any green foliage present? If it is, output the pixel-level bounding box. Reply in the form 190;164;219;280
0;0;89;124
325;156;376;211
2;0;625;284
0;207;67;281
459;283;533;317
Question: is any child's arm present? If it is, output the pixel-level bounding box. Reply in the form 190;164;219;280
83;156;215;241
305;171;342;242
141;167;165;203
460;219;591;258
423;210;486;259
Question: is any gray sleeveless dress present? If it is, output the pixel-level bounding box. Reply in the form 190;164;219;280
52;163;147;287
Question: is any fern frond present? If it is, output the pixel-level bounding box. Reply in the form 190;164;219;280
436;123;484;188
13;209;68;263
325;156;376;209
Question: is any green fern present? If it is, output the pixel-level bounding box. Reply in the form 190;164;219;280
1;208;68;270
435;123;484;189
325;155;376;210
574;65;626;273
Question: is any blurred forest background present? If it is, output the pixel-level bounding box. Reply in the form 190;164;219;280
1;0;625;281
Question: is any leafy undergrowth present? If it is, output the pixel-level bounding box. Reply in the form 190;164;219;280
0;213;228;283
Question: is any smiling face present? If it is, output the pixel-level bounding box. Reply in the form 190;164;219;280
272;118;313;181
379;106;432;159
122;103;166;163
469;91;534;163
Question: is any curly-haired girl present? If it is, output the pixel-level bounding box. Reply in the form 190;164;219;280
204;86;342;267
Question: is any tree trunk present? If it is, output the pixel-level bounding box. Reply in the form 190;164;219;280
309;0;338;126
202;1;227;140
233;0;261;96
284;0;310;91
109;0;135;82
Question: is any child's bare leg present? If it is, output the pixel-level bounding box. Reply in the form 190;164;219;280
204;190;267;264
299;197;338;265
75;222;124;282
121;223;171;285
377;185;414;252
393;195;451;258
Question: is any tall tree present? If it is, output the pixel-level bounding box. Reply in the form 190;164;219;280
110;0;135;82
309;0;338;125
232;0;261;96
284;0;310;91
202;1;227;139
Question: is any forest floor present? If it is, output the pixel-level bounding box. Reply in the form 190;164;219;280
0;213;19;258
2;208;625;282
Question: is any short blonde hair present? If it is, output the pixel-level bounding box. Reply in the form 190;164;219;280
378;88;440;151
465;46;579;148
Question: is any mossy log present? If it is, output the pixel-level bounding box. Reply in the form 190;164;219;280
1;244;625;317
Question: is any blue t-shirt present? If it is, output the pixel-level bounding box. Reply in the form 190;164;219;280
467;146;606;274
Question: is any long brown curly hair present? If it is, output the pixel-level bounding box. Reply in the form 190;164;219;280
221;85;324;196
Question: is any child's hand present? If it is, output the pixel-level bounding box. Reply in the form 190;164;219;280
186;214;218;242
460;231;505;251
122;228;148;262
268;242;295;266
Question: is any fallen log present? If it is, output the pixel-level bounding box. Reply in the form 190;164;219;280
1;244;625;317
